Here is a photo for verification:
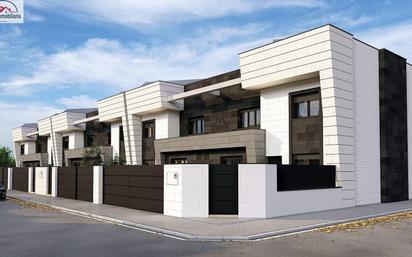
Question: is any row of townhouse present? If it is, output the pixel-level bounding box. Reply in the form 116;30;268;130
12;24;412;207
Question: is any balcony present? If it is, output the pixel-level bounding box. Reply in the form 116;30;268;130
154;129;266;164
64;146;113;166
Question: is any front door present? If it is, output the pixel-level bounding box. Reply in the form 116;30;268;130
209;165;238;215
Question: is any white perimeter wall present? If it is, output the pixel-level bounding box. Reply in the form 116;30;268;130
353;40;381;205
239;165;345;218
408;64;412;200
163;165;209;218
35;167;49;195
260;78;320;163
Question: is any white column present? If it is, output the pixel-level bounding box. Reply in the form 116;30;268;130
111;122;122;159
51;167;58;197
51;132;63;166
35;167;49;195
14;142;22;167
7;168;12;190
28;167;34;193
93;166;103;204
122;114;142;165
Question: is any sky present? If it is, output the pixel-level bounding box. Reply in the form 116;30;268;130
1;0;411;149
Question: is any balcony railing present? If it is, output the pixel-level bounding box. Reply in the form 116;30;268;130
277;165;336;191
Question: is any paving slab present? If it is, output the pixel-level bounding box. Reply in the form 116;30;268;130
8;190;412;241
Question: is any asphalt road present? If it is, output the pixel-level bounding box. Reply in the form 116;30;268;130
1;199;411;257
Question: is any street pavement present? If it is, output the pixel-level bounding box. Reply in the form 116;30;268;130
1;199;411;257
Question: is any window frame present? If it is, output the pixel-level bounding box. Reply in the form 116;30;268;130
143;120;155;139
189;116;204;135
62;136;70;150
239;108;261;128
171;158;188;164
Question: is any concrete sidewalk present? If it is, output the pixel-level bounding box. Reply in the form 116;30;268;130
8;190;412;241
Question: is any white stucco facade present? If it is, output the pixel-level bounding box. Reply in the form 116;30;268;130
240;25;356;207
260;78;320;164
353;40;381;205
67;131;84;150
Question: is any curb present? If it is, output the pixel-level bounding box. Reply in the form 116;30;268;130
7;195;412;242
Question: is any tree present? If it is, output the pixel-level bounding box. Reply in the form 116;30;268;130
108;154;126;166
81;145;102;166
0;146;16;167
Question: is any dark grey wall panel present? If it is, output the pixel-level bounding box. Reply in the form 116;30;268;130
379;49;409;203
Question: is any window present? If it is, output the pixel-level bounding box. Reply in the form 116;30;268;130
143;121;155;139
240;108;260;128
36;142;41;153
310;100;320;116
171;158;188;164
63;136;69;150
20;144;25;155
295;99;320;118
144;160;155;166
292;154;321;165
189;117;204;135
87;135;95;147
107;132;111;145
296;102;308;118
268;156;282;164
221;156;243;165
119;126;124;142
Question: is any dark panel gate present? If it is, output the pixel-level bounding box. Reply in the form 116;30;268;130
12;168;29;192
0;168;6;186
58;167;93;202
104;166;164;213
209;165;238;215
58;167;77;200
76;167;93;202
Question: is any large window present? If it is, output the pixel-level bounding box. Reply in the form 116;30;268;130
143;121;155;139
292;154;320;165
20;144;25;155
240;108;260;128
171;158;188;164
295;99;320;118
189;117;204;135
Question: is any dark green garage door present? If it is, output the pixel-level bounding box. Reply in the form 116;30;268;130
209;165;238;215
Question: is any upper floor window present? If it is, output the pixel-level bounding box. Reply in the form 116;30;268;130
143;120;155;139
63;136;70;150
240;108;260;128
189;117;204;135
87;135;95;147
107;132;111;145
293;92;320;118
20;144;25;155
